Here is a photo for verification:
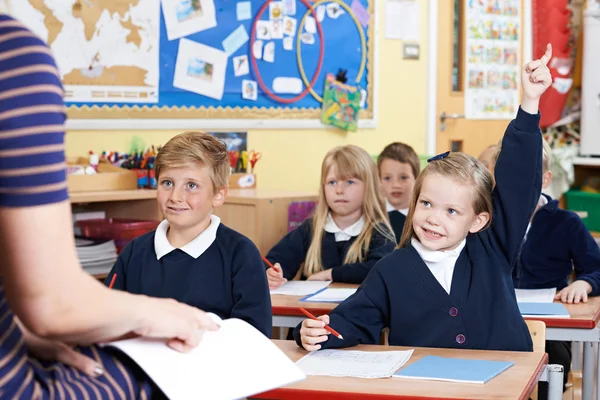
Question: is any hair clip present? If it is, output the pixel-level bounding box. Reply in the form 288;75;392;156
427;151;450;163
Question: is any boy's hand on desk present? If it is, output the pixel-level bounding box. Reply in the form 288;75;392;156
307;269;332;281
300;315;330;351
267;263;287;289
555;280;593;304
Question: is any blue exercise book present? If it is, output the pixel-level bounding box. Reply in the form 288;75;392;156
518;302;570;317
393;356;514;384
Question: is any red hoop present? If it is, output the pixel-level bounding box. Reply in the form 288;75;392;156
249;0;325;104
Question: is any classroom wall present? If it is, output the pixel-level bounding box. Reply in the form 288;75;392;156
65;1;429;192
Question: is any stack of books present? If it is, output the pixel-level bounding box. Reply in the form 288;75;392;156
76;237;117;276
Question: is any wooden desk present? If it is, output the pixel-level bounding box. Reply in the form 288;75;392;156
70;188;317;255
524;297;600;329
254;341;548;400
524;298;600;400
271;283;358;330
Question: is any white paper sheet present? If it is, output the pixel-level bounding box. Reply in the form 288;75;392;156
385;0;420;41
283;36;293;50
515;288;557;303
273;77;303;94
233;55;249;77
270;281;332;296
173;39;227;100
263;41;275;63
106;316;306;400
296;349;414;379
162;0;217;40
302;288;358;302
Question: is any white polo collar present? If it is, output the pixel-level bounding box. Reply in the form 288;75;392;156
324;213;365;242
154;215;220;260
386;199;409;216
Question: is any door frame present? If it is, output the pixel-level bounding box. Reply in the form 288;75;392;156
425;0;534;156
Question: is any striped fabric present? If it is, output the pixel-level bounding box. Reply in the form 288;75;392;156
0;14;158;399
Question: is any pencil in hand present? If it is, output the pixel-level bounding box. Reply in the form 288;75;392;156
108;273;117;289
262;256;281;272
300;307;344;340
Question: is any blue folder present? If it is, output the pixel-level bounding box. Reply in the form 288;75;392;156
393;355;514;384
518;302;570;317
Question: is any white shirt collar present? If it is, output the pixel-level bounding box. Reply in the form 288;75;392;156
525;194;549;237
386;199;409;216
411;237;466;294
324;213;365;242
411;237;466;263
154;215;221;260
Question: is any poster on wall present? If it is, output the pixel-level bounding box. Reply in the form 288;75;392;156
464;0;520;120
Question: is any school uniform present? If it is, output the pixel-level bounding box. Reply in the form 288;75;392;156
386;200;408;244
513;193;600;294
106;215;272;337
265;214;395;283
294;107;542;352
513;193;600;396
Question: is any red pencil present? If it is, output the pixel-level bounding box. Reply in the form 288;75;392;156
299;307;344;340
262;256;281;272
108;273;117;289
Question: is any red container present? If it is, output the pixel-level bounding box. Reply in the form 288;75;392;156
76;218;159;253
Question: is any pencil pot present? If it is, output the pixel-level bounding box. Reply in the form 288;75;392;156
148;168;157;189
134;169;149;189
76;219;160;253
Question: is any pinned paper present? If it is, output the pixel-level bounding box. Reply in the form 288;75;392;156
242;79;258;101
552;77;573;94
253;40;264;59
173;39;228;100
316;5;326;22
305;16;317;34
283;16;297;36
236;1;252;21
327;3;345;19
264;41;275;63
360;89;367;108
351;0;370;27
301;33;315;45
162;0;217;40
270;1;284;20
550;58;574;76
273;77;303;94
283;36;293;50
233;55;249;77
256;21;271;40
272;20;284;39
283;0;296;15
321;73;361;132
222;25;249;55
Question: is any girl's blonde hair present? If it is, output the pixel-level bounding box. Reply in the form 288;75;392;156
398;152;494;248
304;145;394;276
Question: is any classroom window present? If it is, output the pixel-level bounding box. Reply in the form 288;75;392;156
451;0;464;92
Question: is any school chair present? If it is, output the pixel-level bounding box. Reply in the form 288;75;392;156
527;320;566;400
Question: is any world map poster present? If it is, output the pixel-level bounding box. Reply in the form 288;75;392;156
1;0;160;104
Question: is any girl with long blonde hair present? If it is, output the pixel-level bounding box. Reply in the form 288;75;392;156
265;145;395;286
297;45;553;353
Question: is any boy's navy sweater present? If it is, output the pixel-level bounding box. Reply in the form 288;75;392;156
513;194;600;295
105;224;272;337
265;220;395;283
388;210;406;244
294;107;541;352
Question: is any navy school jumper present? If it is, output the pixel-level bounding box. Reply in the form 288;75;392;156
513;193;600;295
294;107;542;352
105;224;272;337
265;220;396;284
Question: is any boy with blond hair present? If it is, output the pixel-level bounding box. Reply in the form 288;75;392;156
105;132;272;336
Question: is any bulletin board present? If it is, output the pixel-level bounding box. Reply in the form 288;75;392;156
7;0;377;129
